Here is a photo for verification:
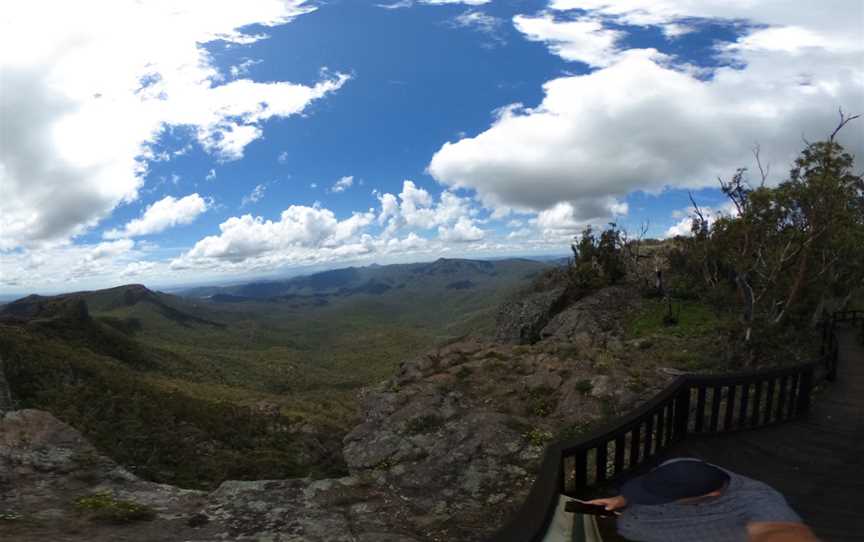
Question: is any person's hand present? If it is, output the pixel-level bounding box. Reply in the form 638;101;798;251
580;495;628;514
747;522;820;542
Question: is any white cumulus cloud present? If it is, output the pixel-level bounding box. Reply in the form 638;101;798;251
513;13;623;67
664;200;739;238
430;0;863;223
0;0;347;251
88;239;136;260
548;0;864;51
376;180;476;235
330;175;355;193
104;194;209;239
451;10;506;45
241;184;267;207
169;181;496;274
0;239;141;289
438;217;485;242
178;206;376;264
424;0;491;4
378;0;490;8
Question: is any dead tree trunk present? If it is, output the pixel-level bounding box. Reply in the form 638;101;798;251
774;242;811;325
736;272;755;342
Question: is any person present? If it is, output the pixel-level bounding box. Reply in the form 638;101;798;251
585;457;819;542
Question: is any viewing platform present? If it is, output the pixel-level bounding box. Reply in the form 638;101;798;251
664;325;864;541
492;313;864;542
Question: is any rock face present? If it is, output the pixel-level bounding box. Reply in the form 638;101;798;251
0;409;207;541
494;287;568;344
1;285;667;541
342;343;569;540
0;409;421;542
540;286;635;346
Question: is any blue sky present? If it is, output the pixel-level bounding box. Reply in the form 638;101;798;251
1;0;862;294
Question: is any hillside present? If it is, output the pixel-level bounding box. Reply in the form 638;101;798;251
0;258;549;490
2;278;827;541
0;281;667;541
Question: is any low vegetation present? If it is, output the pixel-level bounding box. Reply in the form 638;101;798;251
555;118;863;370
669;116;864;344
74;491;156;524
0;259;546;490
627;298;721;339
522;428;553;447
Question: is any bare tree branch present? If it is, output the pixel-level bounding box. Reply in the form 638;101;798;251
753;144;770;187
829;107;861;142
689;190;706;226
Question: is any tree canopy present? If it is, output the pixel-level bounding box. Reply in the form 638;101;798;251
673;115;863;335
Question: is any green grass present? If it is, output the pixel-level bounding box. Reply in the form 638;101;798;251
627;299;724;339
525;387;557;417
74;492;155;523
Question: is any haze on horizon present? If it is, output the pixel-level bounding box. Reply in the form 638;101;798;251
2;0;862;296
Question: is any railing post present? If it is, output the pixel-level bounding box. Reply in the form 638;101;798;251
573;448;588;492
820;317;828;356
557;448;565;494
674;385;690;441
797;367;814;416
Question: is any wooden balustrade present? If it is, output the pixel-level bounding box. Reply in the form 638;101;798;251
488;310;860;542
554;362;816;501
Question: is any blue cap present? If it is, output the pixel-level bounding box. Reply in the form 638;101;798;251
621;459;730;505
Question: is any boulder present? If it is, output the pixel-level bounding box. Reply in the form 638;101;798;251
494;287;568;344
540;286;634;343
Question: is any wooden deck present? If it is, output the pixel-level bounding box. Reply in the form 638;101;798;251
597;325;864;541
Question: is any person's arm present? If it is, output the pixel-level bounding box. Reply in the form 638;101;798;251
583;495;627;512
747;521;820;542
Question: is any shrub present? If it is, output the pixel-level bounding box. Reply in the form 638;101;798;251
74;492;156;523
525;387;557;417
522;428;553;447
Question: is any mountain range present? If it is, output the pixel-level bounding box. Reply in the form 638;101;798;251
0;258;550;489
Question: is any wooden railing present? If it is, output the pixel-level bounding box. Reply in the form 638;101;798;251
823;310;863;381
833;309;864;323
489;311;858;542
559;363;816;498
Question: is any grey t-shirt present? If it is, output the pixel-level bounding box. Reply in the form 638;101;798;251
616;460;802;542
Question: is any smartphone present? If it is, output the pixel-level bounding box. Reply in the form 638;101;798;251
565;500;618;517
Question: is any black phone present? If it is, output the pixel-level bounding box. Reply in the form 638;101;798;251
565;500;618;517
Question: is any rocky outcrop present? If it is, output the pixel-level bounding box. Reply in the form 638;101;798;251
0;409;421;542
540;286;636;348
494;287;569;344
1;285;668;541
341;296;662;541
